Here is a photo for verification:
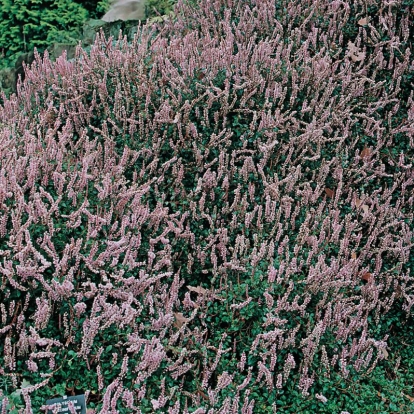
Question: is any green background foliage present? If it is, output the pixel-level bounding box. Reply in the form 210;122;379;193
0;0;111;69
0;0;193;71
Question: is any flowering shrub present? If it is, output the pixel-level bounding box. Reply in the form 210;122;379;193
0;0;413;412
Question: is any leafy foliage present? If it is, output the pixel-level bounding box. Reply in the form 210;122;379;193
72;0;111;20
145;0;176;20
0;0;110;70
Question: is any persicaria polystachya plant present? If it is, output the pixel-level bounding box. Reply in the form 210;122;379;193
0;0;413;412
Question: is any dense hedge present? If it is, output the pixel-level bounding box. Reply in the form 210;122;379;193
0;0;413;413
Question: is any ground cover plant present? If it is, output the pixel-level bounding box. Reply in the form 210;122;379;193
0;0;414;412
